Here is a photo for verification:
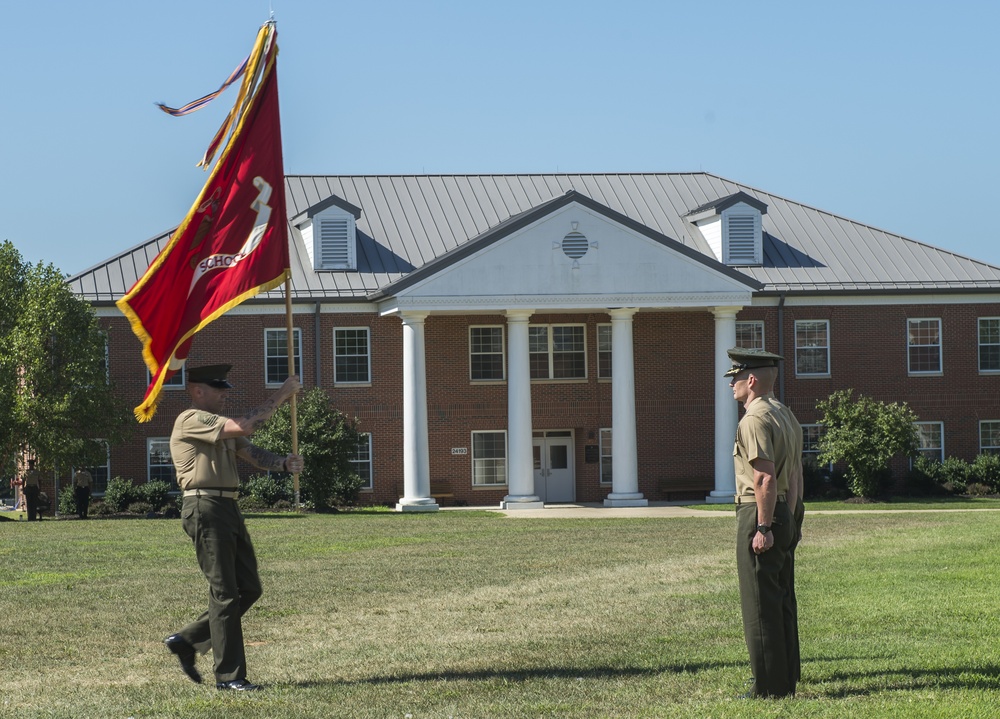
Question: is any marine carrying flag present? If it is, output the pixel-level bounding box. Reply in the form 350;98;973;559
117;23;288;422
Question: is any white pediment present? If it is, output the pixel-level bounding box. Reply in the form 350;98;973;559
383;201;757;313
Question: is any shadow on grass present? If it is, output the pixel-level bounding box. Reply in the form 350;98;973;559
289;660;747;688
814;664;1000;697
285;659;1000;698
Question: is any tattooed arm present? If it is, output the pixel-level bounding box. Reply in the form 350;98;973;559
237;444;304;473
218;375;301;438
237;444;286;472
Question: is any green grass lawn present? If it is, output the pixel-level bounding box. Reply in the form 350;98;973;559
688;495;1000;512
3;507;1000;718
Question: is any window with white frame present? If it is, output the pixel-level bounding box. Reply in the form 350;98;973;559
979;318;1000;372
980;421;1000;455
472;431;507;486
795;320;830;376
801;425;830;468
265;328;302;385
334;327;371;384
908;319;942;374
914;422;944;462
78;440;110;494
149;365;186;388
599;428;613;485
529;324;586;379
469;326;504;381
351;433;373;490
736;321;765;350
148;438;177;488
597;325;612;379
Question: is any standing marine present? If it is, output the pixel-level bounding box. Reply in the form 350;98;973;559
725;348;803;698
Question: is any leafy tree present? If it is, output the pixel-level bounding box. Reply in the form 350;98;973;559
252;387;364;509
0;241;131;474
816;389;919;498
0;242;27;479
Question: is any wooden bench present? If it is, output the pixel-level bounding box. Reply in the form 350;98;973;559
429;481;455;506
393;480;456;506
658;478;712;502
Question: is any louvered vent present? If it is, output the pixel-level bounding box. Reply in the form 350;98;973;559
562;231;589;259
319;217;353;269
727;215;757;264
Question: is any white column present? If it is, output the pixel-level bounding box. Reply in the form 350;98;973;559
604;308;648;507
502;309;543;509
708;307;740;503
396;312;439;512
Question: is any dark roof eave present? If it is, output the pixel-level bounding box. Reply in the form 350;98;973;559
755;285;1000;297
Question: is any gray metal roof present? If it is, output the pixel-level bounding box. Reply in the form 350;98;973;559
69;172;1000;304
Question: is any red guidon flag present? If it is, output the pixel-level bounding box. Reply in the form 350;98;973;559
117;23;288;422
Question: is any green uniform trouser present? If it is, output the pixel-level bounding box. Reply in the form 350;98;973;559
736;500;798;697
178;495;262;683
789;498;804;685
24;485;40;521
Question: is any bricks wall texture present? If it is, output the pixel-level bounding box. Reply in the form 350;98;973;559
60;299;999;512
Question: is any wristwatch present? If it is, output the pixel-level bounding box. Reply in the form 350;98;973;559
756;524;771;535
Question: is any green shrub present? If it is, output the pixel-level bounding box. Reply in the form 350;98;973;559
970;453;1000;491
103;477;138;512
138;480;172;510
966;482;994;497
242;474;292;507
939;457;970;494
90;500;114;516
238;494;269;512
127;501;154;515
58;485;77;515
905;456;948;495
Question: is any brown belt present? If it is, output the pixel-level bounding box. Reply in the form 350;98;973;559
735;494;786;505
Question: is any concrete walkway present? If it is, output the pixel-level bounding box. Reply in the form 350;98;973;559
444;502;1000;519
445;502;728;519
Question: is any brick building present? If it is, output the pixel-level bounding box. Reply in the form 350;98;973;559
66;173;1000;511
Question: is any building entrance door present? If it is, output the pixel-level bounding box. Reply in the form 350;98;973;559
532;431;575;503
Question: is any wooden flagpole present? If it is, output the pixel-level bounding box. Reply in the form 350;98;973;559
284;270;300;507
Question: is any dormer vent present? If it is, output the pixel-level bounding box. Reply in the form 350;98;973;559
684;191;766;266
318;216;354;268
291;194;362;272
724;212;760;264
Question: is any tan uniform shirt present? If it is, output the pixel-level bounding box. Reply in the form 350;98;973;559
170;409;250;491
74;470;93;489
23;469;42;488
733;394;796;497
765;396;804;470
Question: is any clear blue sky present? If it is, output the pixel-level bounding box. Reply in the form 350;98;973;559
3;0;998;277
